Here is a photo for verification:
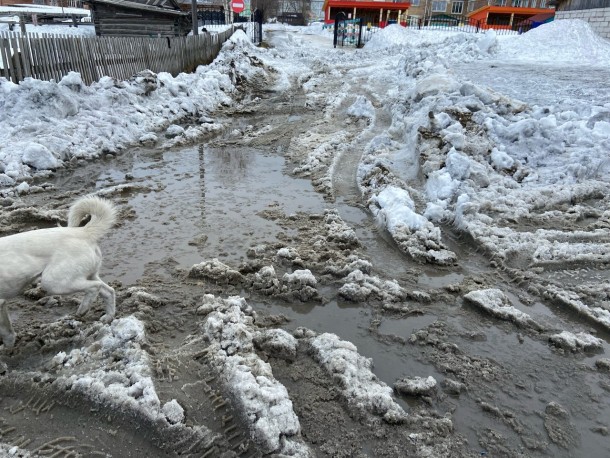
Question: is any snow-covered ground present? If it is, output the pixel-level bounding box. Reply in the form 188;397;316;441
2;18;610;456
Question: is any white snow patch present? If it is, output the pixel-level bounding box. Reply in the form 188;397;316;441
464;289;542;330
201;295;310;456
162;399;185;424
549;331;604;352
309;332;407;423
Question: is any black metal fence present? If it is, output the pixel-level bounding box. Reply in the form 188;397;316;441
412;15;548;35
331;14;550;48
333;16;369;48
198;10;226;26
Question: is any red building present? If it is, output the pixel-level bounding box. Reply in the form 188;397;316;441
467;5;555;29
323;0;412;27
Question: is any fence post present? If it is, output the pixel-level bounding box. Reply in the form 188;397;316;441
333;12;346;48
357;17;363;48
191;0;198;35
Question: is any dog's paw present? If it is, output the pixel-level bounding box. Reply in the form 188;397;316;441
100;314;115;324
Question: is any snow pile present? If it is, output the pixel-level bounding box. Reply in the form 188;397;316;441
548;331;604;352
282;269;317;288
361;26;610;292
463;289;542;330
0;22;95;37
0;31;266;189
366;25;458;49
281;269;320;301
359;164;457;265
394;376;437;396
323;209;360;248
347;95;375;119
338;268;408;305
251;265;282;295
189;258;244;284
200;294;310;456
0;444;32;457
309;332;407;423
254;328;298;361
496;20;610;66
48;316;174;421
366;24;498;62
162;399;185;424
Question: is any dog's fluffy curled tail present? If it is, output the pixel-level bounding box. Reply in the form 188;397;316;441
68;195;117;241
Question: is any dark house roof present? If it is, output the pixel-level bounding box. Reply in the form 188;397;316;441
85;0;192;37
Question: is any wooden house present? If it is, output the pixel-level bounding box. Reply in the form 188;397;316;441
85;0;192;37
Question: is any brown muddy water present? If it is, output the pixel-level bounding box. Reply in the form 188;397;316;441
1;73;610;458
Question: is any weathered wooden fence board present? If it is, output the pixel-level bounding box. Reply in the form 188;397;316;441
0;27;235;85
0;34;12;80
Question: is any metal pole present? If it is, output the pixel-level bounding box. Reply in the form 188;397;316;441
191;0;198;35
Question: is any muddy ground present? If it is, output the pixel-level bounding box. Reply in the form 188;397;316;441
1;30;610;458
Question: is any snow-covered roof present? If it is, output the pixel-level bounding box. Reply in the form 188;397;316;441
0;5;90;16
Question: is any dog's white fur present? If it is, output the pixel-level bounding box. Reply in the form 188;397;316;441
0;195;117;349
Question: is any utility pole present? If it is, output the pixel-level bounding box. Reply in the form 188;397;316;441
191;0;198;35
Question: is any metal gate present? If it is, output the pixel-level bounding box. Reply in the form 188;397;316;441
333;15;375;48
251;9;263;45
234;9;263;45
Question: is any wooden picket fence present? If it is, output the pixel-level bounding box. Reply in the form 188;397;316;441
0;27;235;85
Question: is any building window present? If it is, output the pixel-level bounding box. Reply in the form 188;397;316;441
512;0;529;7
468;0;475;12
451;1;464;14
411;0;421;6
432;1;448;12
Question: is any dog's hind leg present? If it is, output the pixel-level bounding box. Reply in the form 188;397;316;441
75;288;101;317
94;275;116;324
41;275;115;325
0;300;16;349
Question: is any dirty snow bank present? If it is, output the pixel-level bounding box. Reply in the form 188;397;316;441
363;19;610;325
358;150;457;265
548;331;604;352
463;288;542;330
199;294;311;456
308;332;408;423
0;30;266;192
46;316;176;422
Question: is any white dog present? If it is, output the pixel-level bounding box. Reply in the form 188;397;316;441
0;195;117;349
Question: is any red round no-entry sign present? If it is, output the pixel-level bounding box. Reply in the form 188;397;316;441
231;0;245;13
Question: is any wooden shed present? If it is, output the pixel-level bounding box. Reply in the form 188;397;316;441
85;0;192;37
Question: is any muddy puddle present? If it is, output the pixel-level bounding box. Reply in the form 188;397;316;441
92;144;326;285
